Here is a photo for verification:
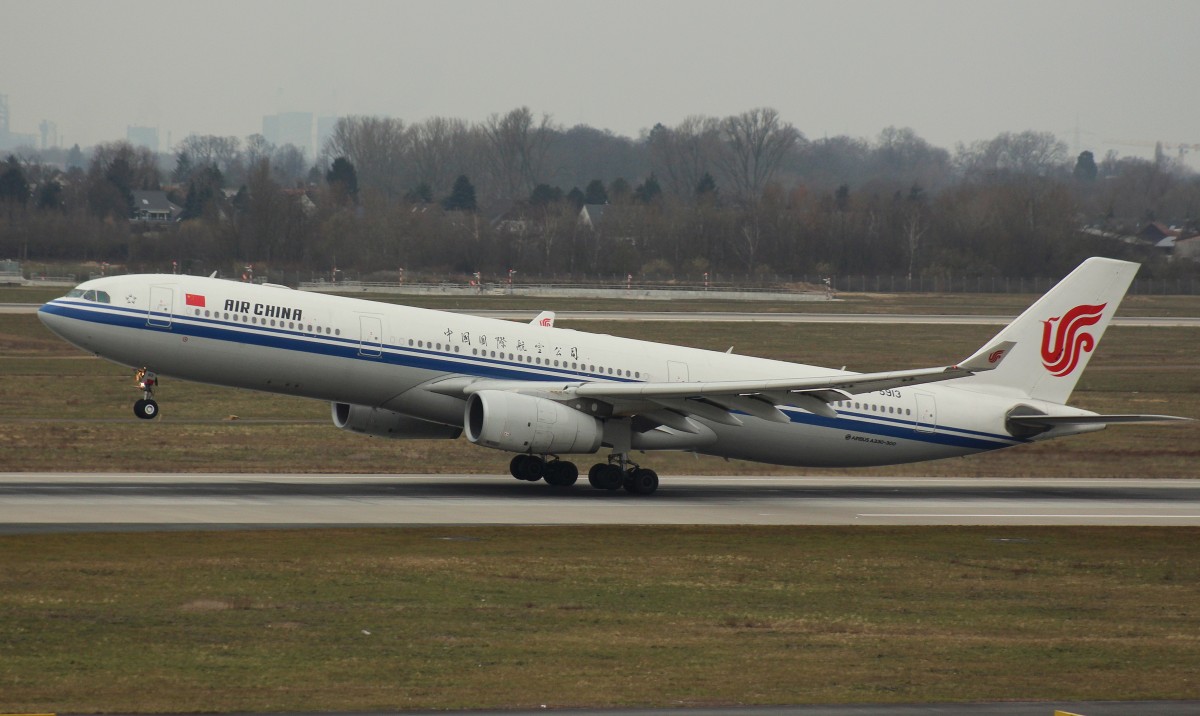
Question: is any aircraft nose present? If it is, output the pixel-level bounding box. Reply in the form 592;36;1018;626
37;301;77;343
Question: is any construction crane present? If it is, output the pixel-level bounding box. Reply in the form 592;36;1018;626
1105;138;1200;161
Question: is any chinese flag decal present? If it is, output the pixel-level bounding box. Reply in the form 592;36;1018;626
185;293;206;308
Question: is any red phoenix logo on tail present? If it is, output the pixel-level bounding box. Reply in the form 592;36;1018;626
1041;303;1106;377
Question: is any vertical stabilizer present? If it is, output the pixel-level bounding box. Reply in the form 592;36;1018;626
962;257;1138;404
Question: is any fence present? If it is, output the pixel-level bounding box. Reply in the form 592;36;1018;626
811;275;1200;296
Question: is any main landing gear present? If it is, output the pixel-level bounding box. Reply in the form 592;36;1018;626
508;453;659;495
133;368;159;420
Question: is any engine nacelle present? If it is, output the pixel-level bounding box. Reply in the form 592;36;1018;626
465;391;603;454
331;402;463;440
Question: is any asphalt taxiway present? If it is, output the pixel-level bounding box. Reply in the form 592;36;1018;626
2;473;1198;532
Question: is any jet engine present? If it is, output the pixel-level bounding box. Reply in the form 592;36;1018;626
465;390;603;454
331;402;463;439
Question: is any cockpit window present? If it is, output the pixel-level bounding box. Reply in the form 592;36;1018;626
65;289;111;303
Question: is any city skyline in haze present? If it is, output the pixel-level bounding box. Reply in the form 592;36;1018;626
2;0;1198;167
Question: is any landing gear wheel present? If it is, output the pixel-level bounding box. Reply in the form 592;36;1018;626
509;454;544;481
133;398;159;420
624;468;659;495
543;460;579;487
588;464;624;491
133;369;160;420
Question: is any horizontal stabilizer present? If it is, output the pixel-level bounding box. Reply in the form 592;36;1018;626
1008;414;1194;427
956;341;1016;372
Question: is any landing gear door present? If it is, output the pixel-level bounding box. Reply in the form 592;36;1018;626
147;286;173;328
914;393;937;433
359;315;383;358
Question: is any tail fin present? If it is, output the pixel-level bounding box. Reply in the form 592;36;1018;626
963;257;1137;404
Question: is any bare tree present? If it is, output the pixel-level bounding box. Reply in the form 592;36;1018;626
323;116;410;200
715;108;802;203
177;135;241;175
271;144;308;186
647;115;722;200
409;116;473;197
955;130;1068;180
481;107;555;202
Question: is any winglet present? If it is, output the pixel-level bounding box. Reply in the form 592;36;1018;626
531;311;555;327
956;340;1016;373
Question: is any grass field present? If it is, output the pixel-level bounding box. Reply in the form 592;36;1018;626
1;526;1198;712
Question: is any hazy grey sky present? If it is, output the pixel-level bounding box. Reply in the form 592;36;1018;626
4;0;1198;163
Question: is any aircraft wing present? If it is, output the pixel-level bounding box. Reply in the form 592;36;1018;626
432;340;1016;424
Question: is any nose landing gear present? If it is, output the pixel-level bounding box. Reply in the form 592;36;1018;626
133;368;159;420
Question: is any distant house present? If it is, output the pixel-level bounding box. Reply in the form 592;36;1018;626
1173;234;1200;262
1138;221;1180;245
131;190;182;222
578;203;608;230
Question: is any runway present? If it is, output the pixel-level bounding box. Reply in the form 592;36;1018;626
2;473;1199;532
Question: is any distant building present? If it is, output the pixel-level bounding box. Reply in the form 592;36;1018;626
1138;222;1180;244
131;190;182;222
0;93;37;150
263;112;314;157
1174;234;1200;262
578;203;609;230
127;126;159;153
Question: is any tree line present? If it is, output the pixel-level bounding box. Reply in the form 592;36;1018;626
1;106;1198;284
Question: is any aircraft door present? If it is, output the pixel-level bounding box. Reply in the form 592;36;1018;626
667;361;689;383
914;393;937;433
147;286;173;328
358;315;383;357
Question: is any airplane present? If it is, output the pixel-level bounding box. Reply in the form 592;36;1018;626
37;257;1190;495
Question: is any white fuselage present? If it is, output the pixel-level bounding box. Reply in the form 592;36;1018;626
38;274;1088;468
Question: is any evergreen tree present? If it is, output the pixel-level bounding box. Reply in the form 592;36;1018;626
529;183;563;206
0;155;31;208
325;156;359;202
442;174;477;211
35;181;63;211
634;174;662;204
695;172;717;199
172;151;194;184
1073;150;1098;182
65;144;84;170
583;179;607;204
608;178;631;202
405;182;434;204
566;187;586;209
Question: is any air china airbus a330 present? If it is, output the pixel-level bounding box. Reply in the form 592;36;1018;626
38;257;1188;494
